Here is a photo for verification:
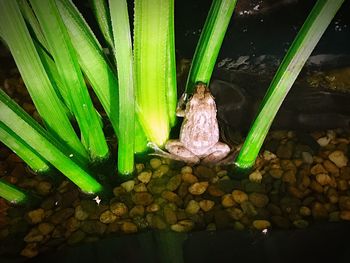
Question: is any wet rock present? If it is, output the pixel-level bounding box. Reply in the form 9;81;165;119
315;173;332;186
152;164;169;178
232;190;248;204
99;210;117;224
317;137;331;147
276;142;294;159
293;219;309;228
150;158;162;169
301;152;314;164
38;222;54;235
113;186;127;198
20;243;38;258
110;202;128;216
221;194;236;208
132;192;153;206
194;166;215;179
181;173;198;184
177;182;189;198
339;211;350;221
240;201;257;217
329;150;348;168
249;170;262;183
26;208;45;224
267;204;282;216
138;171;152;184
146;203;160;213
133;183;148;192
166;174;182;191
339;196;350;210
310;180;324;193
121;180;135;192
24;228;43;242
150;215;167;230
249;193;269;208
199;200;215;212
282;170;296;184
207;184;225;197
310;164;327;175
161;191;182;206
188;182;209;195
171;220;194;232
65;217;80;232
311;202;328;219
121;221;138;233
80;220;106;235
147;177;167;194
299;206;311;217
269;168;283;179
67;230;86;245
129;205;145;218
75;205;89;221
181;166;193;174
323;160;339;175
185;200;200;215
35;181;52;196
50;208;74;225
163;206;177;224
252;220;271;230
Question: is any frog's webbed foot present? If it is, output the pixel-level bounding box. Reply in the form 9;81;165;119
201;142;231;165
147;142;173;159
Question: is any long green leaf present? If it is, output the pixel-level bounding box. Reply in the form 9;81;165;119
30;0;109;162
185;0;237;93
0;123;50;173
0;90;103;194
134;0;172;146
109;0;135;175
0;179;28;204
235;0;345;170
0;0;88;163
91;0;114;49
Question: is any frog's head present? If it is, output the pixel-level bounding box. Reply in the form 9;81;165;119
194;81;209;99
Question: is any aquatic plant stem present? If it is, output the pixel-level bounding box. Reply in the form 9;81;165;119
0;179;28;204
30;0;109;162
185;0;237;94
109;0;135;175
235;0;345;170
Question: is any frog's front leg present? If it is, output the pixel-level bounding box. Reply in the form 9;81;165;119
165;140;200;164
201;142;230;164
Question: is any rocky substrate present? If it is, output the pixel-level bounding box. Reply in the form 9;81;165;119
1;128;350;259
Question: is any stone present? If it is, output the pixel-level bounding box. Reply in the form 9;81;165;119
269;168;283;179
263;150;277;161
301;152;314;164
181;173;198;184
35;181;52;196
121;180;135;192
113;186;127;197
323;160;339;174
249;170;262;183
80;220;106;235
133;183;148;192
252;220;271;230
339;196;350;210
138;171;152;184
147;177;167;194
161;191;182;206
194;166;215;179
121;221;138;233
221;194;236;208
171;220;194;232
315;173;332;186
26;208;45;224
150;215;167;230
150;158;162;169
240;201;257;217
146;203;160;213
110;202;128;216
99;210;117;224
50;208;74;224
311;202;328;219
310;164;327;175
226;207;244;220
282;170;296;184
185;200;200;215
329;150;348;168
136;163;145;173
339;211;350;221
317;136;331;147
199;200;215;212
249;193;269;208
132;192;153;206
20;243;38;258
188;182;209;195
75;205;89;221
293;219;309;229
153;165;169;178
166;174;182;191
65;217;80;232
309;180;323;193
163;206;177;224
129;205;145;218
207;184;225;197
181;166;193;174
178;182;189;197
232;190;248;204
276;142;294;159
67;230;86;245
299;206;311;217
24;228;43;242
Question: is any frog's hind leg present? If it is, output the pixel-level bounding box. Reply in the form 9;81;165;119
165;140;200;164
201;142;230;165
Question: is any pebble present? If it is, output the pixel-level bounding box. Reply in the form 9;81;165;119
132;192;153;206
207;184;225;197
181;166;193;174
276;142;294;159
150;158;162;169
188;182;209;195
133;183;148;192
26;208;45;224
67;230;86;245
163;206;177;224
310;164;327;175
249;170;262;183
121;180;135;192
110;202;128;216
269;168;283;179
129;205;145;218
263;150;277;161
153;165;169;178
231;190;248;204
199;200;215;212
65;217;80;232
311;202;328;219
185;200;200;215
252;220;271;230
80;220;106;235
38;222;54;235
329;150;348;168
50;208;74;224
317;137;331;147
301;152;314;164
339;211;350;221
293;219;309;228
121;221;138;233
182;173;198;184
146;203;160;213
138;171;152;184
249;193;269;208
166;174;182;191
162;191;182;206
194;166;215;179
221;194;236;208
171;220;194;232
240;201;257;217
20;243;38;258
74;205;89;221
99;210;117;224
150;215;167;230
323;160;339;174
315;173;332;186
282;170;296;184
339;196;350;210
226;207;244;220
299;206;311;217
35;181;52;196
24;228;43;242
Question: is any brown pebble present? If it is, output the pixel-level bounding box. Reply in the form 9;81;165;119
161;191;183;206
20;243;38;258
181;173;198;184
129;205;145;218
252;220;271;230
121;221;138;233
310;164;327;175
339;211;350;221
110;202;128;216
221;194;236;208
146;203;160;213
188;182;209;195
199;199;215;212
231;190;248;204
207;184;225;197
132;192;153;206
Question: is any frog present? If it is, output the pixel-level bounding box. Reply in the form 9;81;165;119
148;82;231;164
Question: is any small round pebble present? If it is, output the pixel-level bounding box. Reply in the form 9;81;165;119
150;158;162;169
232;190;248;204
188;182;209;195
328;150;348;168
252;220;271;230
